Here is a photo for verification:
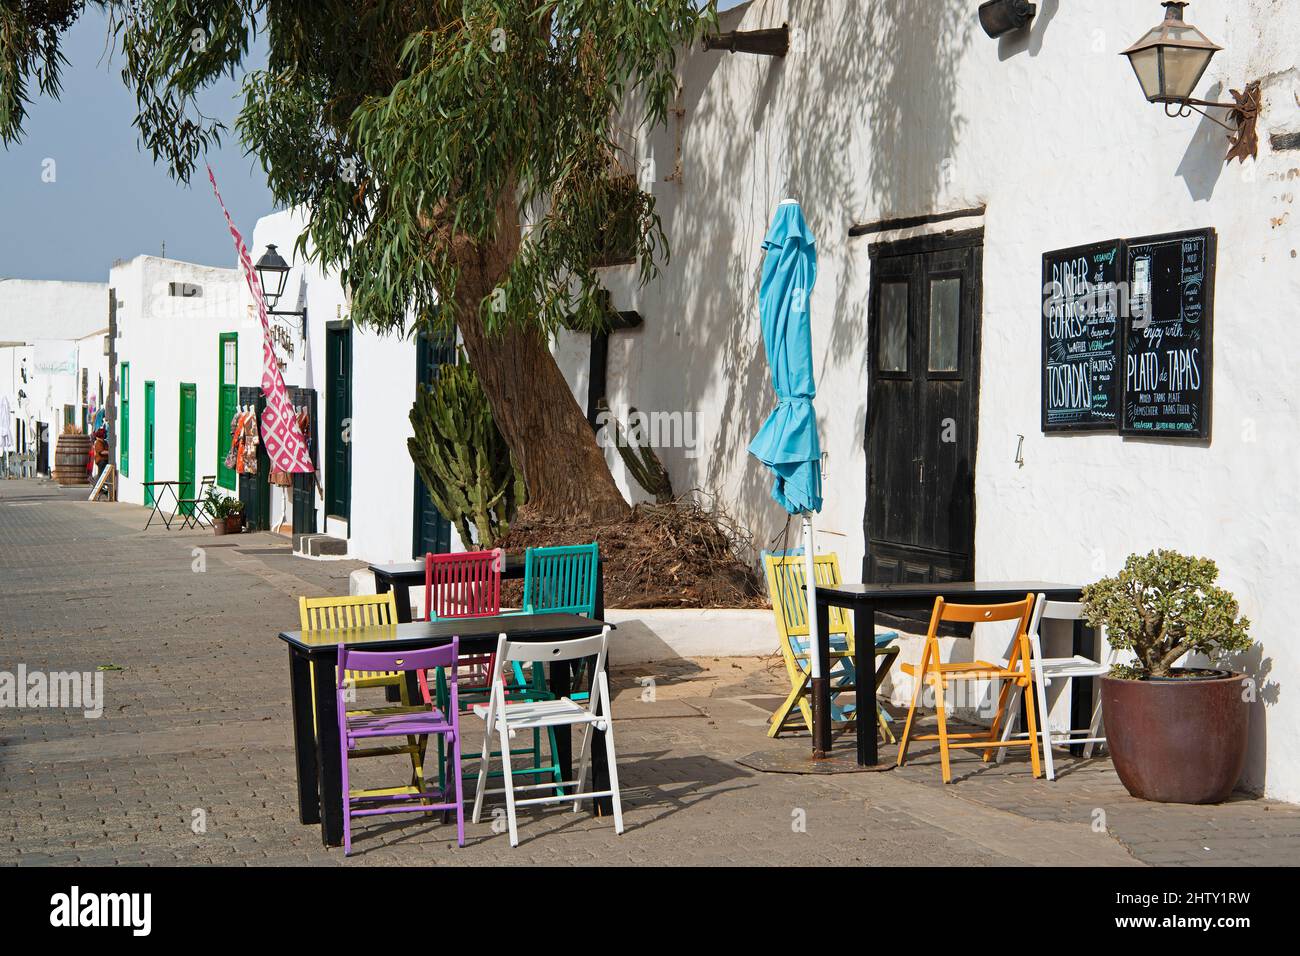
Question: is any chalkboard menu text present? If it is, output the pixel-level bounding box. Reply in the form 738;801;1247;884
1041;240;1125;432
1121;228;1215;439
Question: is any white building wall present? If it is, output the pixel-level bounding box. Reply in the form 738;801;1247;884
112;256;244;506
566;0;1300;800
0;278;109;454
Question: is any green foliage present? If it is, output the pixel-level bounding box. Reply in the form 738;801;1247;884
0;0;84;144
1082;549;1252;680
203;486;242;519
0;2;716;342
408;357;523;547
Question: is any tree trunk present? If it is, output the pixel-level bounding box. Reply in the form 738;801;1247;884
445;193;631;525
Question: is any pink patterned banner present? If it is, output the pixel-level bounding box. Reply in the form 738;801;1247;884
207;166;314;474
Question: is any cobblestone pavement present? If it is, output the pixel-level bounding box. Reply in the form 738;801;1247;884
1;478;1296;866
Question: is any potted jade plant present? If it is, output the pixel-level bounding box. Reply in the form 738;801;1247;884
205;489;245;536
1083;550;1252;804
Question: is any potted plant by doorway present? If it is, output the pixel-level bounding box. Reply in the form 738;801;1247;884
205;489;245;536
1082;550;1253;804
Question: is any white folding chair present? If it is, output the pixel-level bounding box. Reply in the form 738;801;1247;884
995;594;1109;781
470;627;623;847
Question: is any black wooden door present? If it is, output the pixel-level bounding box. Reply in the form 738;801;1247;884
288;385;318;536
412;328;455;558
325;325;352;521
237;386;271;530
865;230;982;589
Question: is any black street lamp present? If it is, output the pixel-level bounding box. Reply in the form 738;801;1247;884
1122;2;1261;161
253;244;297;315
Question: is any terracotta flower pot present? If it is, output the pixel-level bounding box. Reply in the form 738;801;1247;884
1100;670;1249;804
224;514;243;534
213;521;228;536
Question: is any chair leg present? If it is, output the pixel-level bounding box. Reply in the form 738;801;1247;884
994;684;1023;765
1022;675;1043;779
983;678;1016;762
1035;667;1057;781
1084;693;1106;759
896;639;933;767
340;729;353;856
768;679;806;739
471;716;493;825
450;730;465;848
932;672;953;784
498;720;520;847
602;716;625;835
573;719;595;813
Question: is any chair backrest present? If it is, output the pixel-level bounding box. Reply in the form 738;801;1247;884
1029;594;1119;665
522;543;599;617
926;594;1034;638
424;549;503;620
338;638;458;683
763;552;853;640
300;591;399;631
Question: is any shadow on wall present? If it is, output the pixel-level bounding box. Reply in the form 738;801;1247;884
656;0;970;552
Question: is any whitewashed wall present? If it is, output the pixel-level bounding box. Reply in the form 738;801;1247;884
112;256;244;505
558;0;1300;800
0;278;109;450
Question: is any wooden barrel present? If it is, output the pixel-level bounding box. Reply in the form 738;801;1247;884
54;433;92;485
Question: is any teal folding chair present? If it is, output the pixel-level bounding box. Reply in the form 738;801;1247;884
511;543;600;701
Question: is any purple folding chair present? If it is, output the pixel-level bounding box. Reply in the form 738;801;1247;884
336;639;464;855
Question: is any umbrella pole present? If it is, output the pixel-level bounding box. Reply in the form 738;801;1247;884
803;514;832;757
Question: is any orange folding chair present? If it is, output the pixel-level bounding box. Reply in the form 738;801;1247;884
896;594;1041;783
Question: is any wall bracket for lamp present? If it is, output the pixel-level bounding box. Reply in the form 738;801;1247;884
1166;81;1263;162
702;23;789;58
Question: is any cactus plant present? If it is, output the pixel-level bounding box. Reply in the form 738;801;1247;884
408;358;524;547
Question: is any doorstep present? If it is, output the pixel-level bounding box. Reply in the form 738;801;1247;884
293;532;348;559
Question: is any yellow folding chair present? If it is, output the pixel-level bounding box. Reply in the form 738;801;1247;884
763;553;899;741
300;593;429;799
896;594;1042;783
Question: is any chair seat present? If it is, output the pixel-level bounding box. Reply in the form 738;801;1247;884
472;697;599;729
346;707;453;738
902;659;1024;681
1034;655;1108;678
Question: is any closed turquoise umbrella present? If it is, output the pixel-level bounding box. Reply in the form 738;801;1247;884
748;200;822;514
748;199;831;755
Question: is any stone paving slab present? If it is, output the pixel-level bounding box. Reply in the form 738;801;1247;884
0;477;1293;866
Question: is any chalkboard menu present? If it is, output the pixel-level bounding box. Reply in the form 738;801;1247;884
1120;229;1215;439
1041;240;1125;432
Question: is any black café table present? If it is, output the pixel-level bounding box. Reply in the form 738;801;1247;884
811;581;1084;767
279;612;612;848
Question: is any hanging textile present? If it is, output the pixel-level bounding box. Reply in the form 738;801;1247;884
206;167;314;474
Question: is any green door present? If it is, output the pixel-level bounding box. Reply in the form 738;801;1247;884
325;325;352;520
179;383;197;514
143;381;156;505
119;363;130;476
216;333;238;490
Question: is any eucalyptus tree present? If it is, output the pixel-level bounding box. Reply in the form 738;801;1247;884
0;0;715;522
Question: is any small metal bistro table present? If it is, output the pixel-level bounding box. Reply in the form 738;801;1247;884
369;555;606;623
810;581;1084;767
278;612;612;848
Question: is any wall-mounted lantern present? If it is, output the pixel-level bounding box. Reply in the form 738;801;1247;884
253;244;294;313
978;0;1036;39
702;24;789;58
1122;2;1261;162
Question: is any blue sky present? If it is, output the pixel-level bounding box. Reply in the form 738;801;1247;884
0;5;273;282
0;3;749;283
